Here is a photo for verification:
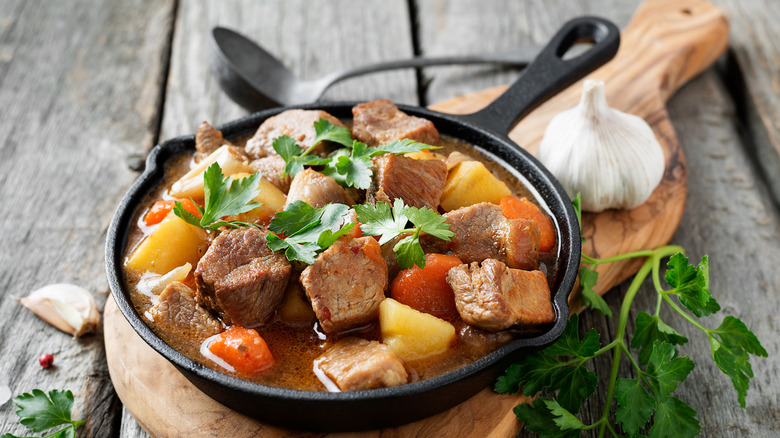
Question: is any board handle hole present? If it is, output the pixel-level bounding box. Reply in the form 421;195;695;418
681;8;693;15
561;37;596;61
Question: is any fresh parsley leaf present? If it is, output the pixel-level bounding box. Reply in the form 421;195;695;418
709;316;768;407
615;377;656;436
545;314;601;358
273;135;330;178
353;200;408;244
405;205;454;241
273;135;302;162
174;163;264;231
543;399;585;431
372;138;438;155
498;315;598;414
645;341;694;397
579;266;612;317
355;199;452;269
331;141;375;189
499;249;765;437
632;312;689;366
266;201;354;264
665;254;720;317
552;363;599;414
514;398;581;438
393;233;426;270
312;118;354;148
3;389;84;438
648;395;700;438
494;354;559;395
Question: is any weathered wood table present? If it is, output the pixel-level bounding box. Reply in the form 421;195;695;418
1;0;778;436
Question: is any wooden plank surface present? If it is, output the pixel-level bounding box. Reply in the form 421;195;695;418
0;0;175;436
712;0;780;206
159;0;419;141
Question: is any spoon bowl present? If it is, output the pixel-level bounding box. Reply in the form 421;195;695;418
208;27;540;112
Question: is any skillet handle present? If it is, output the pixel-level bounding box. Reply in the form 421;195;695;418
455;16;620;135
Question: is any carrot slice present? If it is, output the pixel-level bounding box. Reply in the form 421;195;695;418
143;199;201;226
390;253;463;318
208;326;275;375
500;196;556;252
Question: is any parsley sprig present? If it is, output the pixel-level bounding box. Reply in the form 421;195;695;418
173;162;263;231
496;194;767;438
2;389;84;438
354;198;454;269
266;201;355;264
274;118;437;189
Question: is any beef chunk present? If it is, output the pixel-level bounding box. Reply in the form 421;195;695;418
299;237;388;333
245;109;345;159
149;282;224;339
351;100;439;147
286;168;354;209
315;337;408;391
368;154;447;210
250;154;291;193
425;202;540;270
446;259;554;331
195;227;291;327
195;121;236;161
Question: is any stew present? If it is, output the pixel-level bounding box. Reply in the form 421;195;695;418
123;100;558;392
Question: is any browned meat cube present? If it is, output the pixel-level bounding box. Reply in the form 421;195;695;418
195;227;291;327
149;281;224;339
316;337;408;391
425;202;540;270
368;154;447;210
285;168;354;209
195;121;237;161
299;237;388;333
245;109;346;159
351;100;439;147
446;259;554;331
250;154;291;193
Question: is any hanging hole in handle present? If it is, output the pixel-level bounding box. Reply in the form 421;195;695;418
561;37;596;61
681;8;693;15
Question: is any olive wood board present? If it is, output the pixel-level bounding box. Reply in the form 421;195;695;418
104;0;728;436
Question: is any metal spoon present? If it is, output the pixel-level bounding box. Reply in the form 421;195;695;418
208;26;541;112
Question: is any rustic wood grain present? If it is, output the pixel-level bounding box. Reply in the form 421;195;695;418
417;0;637;105
711;0;780;207
0;0;175;436
159;0;419;142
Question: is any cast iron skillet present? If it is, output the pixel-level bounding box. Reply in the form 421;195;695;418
106;16;619;431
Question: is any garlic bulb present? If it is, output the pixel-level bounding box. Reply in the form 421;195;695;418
537;79;665;212
16;283;100;337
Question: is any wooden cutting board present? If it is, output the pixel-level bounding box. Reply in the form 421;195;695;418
104;0;727;436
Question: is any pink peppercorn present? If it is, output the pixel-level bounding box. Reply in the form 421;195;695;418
38;353;54;369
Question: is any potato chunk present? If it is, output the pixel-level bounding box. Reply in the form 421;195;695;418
125;213;208;275
278;282;316;326
225;172;287;224
168;145;253;200
379;298;455;361
440;161;512;211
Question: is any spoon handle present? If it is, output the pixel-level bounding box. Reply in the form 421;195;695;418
322;44;542;84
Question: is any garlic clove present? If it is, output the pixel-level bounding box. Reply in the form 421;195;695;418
136;263;192;301
16;283;100;337
538;79;665;213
